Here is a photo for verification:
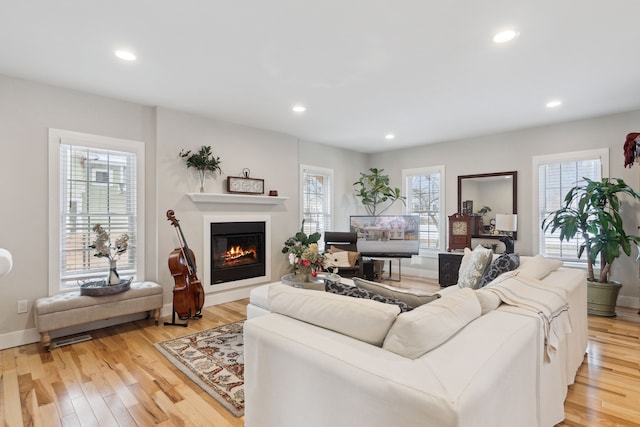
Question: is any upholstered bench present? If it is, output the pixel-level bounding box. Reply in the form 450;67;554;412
34;281;163;350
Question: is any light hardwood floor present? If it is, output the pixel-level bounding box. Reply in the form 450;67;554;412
1;279;639;426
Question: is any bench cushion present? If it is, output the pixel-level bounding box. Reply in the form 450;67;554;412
34;281;163;332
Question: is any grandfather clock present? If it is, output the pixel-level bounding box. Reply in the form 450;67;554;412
448;213;473;251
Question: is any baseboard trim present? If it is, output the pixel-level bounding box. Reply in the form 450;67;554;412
0;328;41;350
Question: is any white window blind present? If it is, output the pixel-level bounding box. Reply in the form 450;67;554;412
535;149;608;263
49;129;144;293
300;165;333;248
403;166;444;253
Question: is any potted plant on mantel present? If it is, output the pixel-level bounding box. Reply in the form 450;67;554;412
179;145;222;192
542;177;640;317
353;168;406;215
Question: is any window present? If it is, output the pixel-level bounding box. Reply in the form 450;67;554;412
48;129;145;294
403;166;445;253
300;165;333;249
534;148;609;263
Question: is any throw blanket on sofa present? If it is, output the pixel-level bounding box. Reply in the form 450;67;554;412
484;271;572;362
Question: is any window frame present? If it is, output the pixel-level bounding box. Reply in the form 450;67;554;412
532;148;609;265
48;128;145;295
299;164;334;250
402;165;446;256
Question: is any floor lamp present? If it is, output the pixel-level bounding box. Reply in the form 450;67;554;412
495;214;517;254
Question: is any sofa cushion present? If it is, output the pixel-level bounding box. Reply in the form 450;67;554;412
475;288;503;314
516;255;562;280
324;250;351;268
479;253;520;287
458;245;493;289
382;288;482;359
269;283;400;346
327;245;360;267
325;280;412;312
353;277;440;308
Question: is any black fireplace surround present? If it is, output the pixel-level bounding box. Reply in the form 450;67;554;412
210;221;266;284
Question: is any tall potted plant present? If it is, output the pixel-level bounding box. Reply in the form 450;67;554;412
353;168;406;215
542;177;640;316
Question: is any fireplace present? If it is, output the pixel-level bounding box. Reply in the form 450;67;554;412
209;220;266;285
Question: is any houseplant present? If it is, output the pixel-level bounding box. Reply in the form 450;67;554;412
179;145;222;192
281;220;324;280
353;168;406;215
542;177;640;316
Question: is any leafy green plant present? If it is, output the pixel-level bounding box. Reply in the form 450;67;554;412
353;168;406;215
179;145;222;192
542;177;640;283
478;206;491;216
281;220;323;274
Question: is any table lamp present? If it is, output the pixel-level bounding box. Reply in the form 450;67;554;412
495;214;517;253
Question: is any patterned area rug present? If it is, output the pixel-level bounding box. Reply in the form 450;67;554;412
154;321;245;417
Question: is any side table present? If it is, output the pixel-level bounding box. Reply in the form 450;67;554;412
438;252;463;287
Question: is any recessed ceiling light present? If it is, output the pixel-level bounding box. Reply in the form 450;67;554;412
292;105;306;113
493;30;519;43
114;50;136;61
385;133;395;140
546;100;562;108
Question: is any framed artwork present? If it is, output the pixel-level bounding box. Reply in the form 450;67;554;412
227;176;265;194
462;200;473;214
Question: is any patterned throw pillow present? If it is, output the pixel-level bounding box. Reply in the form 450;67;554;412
325;280;413;312
457;245;493;289
353;277;440;307
479;253;520;288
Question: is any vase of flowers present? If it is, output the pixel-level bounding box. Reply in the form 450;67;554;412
282;220;325;281
89;224;129;285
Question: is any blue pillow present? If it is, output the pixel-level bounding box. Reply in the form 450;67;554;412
479;253;520;287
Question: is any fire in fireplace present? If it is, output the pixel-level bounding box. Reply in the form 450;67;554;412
210;221;266;284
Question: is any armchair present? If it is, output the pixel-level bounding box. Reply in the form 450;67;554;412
324;232;363;278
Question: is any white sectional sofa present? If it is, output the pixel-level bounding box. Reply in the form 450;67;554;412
244;255;587;427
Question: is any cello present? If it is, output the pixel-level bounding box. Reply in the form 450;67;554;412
165;210;204;326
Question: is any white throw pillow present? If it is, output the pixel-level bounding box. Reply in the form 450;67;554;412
516;254;562;280
324;250;351;268
382;288;481;359
268;283;400;346
475;288;502;314
458;245;493;289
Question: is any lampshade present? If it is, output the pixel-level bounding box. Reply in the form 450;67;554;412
0;248;13;278
495;214;518;233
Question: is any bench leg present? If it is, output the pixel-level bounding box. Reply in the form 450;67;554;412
153;308;160;325
41;332;51;351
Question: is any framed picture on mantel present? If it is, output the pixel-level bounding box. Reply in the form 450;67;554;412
227;176;265;194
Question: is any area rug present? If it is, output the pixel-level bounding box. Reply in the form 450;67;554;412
154;320;245;417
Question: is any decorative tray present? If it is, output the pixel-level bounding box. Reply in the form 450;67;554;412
80;277;132;296
281;272;341;290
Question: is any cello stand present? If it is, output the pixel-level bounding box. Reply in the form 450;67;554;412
164;305;189;327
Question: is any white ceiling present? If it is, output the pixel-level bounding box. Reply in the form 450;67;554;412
2;1;640;153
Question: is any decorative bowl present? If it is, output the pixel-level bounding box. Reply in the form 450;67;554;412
80;277;132;296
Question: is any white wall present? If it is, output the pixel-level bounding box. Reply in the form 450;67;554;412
372;110;640;308
1;71;638;350
0;75;156;346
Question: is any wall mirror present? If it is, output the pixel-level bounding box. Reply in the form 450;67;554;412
457;171;518;240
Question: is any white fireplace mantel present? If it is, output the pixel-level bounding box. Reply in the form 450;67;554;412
187;193;288;205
